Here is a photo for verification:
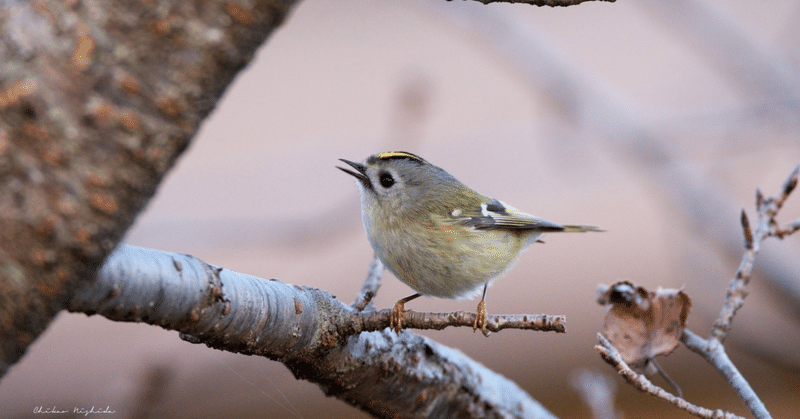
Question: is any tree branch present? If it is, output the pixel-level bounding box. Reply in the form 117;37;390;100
681;330;770;419
0;0;297;375
353;256;385;312
427;0;800;320
69;244;559;419
595;334;745;419
672;168;799;419
710;166;799;343
458;0;614;7
596;167;798;419
382;309;566;334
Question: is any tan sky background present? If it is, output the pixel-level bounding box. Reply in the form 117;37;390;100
2;0;800;418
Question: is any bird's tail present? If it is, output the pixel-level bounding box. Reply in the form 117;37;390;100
560;224;604;233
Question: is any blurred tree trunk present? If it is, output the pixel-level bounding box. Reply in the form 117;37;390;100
0;0;296;375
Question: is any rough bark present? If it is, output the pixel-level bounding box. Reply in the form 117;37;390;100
68;245;558;419
0;0;297;375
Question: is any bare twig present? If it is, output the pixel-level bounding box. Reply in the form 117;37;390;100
350;257;566;333
354;309;566;334
651;359;683;399
711;166;800;344
462;0;614;7
352;256;384;312
595;334;746;419
740;210;753;250
673;168;798;419
773;218;800;238
593;169;796;419
776;166;799;206
681;330;771;419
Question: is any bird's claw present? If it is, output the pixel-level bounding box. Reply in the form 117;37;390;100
473;300;490;337
390;300;405;333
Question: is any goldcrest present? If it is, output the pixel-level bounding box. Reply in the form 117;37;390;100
339;151;601;336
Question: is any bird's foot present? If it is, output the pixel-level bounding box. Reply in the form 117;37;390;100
473;300;490;337
390;300;406;333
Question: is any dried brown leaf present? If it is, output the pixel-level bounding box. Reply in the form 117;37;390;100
599;282;691;374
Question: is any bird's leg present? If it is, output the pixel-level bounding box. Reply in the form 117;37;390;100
473;283;490;337
391;293;421;333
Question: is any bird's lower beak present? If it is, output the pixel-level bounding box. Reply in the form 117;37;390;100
338;159;367;179
337;159;370;185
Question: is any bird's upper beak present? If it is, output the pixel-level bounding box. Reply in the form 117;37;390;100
337;159;370;187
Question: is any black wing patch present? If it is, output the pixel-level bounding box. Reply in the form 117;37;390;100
457;199;566;232
485;199;507;214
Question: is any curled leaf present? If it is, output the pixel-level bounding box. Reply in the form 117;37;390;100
598;281;691;374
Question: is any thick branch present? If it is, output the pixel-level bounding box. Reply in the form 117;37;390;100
0;0;297;375
69;245;558;419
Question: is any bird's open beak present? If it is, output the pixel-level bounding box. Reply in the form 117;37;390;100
337;159;370;187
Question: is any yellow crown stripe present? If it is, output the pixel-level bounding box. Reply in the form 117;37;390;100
376;151;425;162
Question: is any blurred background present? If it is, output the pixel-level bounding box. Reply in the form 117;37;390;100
2;0;799;417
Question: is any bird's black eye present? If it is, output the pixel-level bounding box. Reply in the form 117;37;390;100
379;172;395;188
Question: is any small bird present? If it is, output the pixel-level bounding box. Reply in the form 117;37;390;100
339;151;601;336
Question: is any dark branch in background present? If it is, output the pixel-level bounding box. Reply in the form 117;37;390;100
428;0;800;325
69;245;560;419
597;167;798;419
638;0;800;100
427;11;798;417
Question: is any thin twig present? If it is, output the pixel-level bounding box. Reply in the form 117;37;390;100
777;166;799;206
595;334;746;419
350;309;566;335
690;167;799;419
465;0;614;7
651;359;683;399
710;166;799;343
349;257;566;333
352;257;384;312
682;330;771;419
740;210;753;250
773;218;800;238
